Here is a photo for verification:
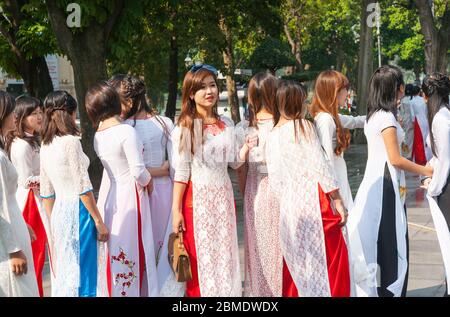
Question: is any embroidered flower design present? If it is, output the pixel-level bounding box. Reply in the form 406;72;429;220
111;248;136;297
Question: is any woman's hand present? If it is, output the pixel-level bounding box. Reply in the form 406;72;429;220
147;178;154;196
423;165;434;177
239;135;258;161
27;224;36;242
421;177;432;189
334;199;348;226
172;209;185;233
95;221;109;242
162;160;170;171
9;250;28;276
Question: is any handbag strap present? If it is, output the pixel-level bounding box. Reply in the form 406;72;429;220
178;224;185;250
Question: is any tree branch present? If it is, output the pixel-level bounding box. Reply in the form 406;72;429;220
0;13;21;58
104;0;125;43
3;0;22;28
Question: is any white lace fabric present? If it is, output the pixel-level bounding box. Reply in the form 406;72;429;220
171;116;242;296
40;135;98;297
266;120;339;297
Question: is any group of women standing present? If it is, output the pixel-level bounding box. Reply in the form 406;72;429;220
0;75;179;297
1;63;449;298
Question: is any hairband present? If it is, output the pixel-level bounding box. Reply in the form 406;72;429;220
189;64;218;76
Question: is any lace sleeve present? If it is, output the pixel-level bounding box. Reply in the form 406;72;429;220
300;123;339;194
65;136;93;195
40;159;55;199
171;126;191;184
265;132;285;198
0;154;21;254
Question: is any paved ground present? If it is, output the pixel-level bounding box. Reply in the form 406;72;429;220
404;173;446;297
42;145;447;297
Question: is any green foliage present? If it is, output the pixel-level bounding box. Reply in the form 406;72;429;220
0;0;58;76
380;0;425;74
249;37;295;72
280;0;361;80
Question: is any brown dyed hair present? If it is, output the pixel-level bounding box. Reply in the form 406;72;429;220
248;72;279;127
274;80;308;142
0;91;16;150
41;90;79;145
85;81;121;129
177;68;219;154
5;96;42;155
310;70;351;155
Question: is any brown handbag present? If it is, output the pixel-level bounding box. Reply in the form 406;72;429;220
168;227;192;282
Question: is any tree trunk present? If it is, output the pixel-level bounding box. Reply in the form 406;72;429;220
46;0;124;190
415;0;450;73
22;57;54;100
219;17;240;123
284;22;303;73
355;0;374;144
68;33;107;190
165;34;178;122
413;65;421;82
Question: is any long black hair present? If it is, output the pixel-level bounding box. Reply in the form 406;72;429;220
0;91;16;150
422;73;450;157
5;96;42;155
366;65;404;121
405;83;414;100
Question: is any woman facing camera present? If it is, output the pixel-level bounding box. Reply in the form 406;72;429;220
5;96;49;297
171;64;242;297
0;91;39;297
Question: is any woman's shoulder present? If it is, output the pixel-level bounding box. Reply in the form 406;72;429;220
56;134;83;151
157;115;174;127
11;137;31;150
236;119;249;130
433;107;450;125
10;137;35;157
314;112;336;128
219;115;234;127
370;109;395;121
314;111;334;121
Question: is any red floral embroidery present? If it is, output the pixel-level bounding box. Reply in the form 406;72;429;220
111;248;137;297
